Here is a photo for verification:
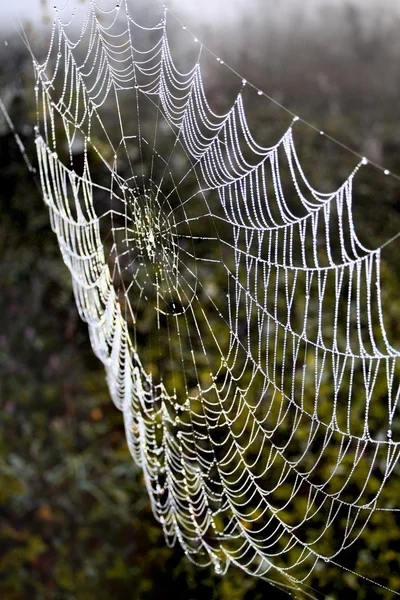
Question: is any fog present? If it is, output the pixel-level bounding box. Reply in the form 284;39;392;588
170;0;400;25
1;0;399;28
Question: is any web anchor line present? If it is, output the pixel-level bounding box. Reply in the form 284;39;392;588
0;97;36;174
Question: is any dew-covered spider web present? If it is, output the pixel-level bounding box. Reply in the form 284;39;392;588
29;0;400;595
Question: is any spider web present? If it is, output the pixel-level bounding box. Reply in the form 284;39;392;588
31;0;400;595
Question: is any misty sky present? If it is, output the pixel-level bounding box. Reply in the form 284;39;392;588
170;0;399;25
1;0;399;28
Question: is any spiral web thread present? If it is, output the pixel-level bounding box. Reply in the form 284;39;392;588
32;0;400;594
